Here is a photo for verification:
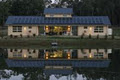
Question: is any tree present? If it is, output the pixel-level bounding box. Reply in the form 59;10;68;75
10;0;45;16
0;0;11;26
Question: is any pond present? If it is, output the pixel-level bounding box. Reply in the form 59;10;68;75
0;48;120;80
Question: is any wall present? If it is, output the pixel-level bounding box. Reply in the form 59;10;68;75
8;49;39;59
78;26;109;36
77;49;111;59
45;14;72;17
8;26;39;36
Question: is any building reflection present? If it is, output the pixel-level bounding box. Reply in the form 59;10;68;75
8;49;39;59
5;48;112;79
7;48;112;60
77;49;112;59
2;48;120;80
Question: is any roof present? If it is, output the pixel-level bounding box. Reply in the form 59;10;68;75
5;16;111;25
44;8;73;14
6;59;110;68
44;69;72;75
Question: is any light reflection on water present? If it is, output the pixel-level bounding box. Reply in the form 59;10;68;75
0;48;120;80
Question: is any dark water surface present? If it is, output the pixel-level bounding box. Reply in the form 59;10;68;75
0;48;120;80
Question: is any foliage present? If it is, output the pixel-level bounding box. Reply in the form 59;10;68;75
0;0;120;26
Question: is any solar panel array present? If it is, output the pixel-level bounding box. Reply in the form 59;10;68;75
6;59;110;68
5;16;111;25
44;8;73;14
44;69;73;75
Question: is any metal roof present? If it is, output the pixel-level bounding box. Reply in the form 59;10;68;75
44;69;73;75
5;16;111;25
6;59;110;68
44;8;73;14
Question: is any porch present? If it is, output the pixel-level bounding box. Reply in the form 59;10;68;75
39;25;73;36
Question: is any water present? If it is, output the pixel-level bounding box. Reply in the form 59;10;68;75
0;48;120;80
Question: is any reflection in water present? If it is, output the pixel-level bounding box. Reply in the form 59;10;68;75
7;49;112;60
8;49;39;59
1;48;120;80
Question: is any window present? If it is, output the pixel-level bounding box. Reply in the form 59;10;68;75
50;14;54;17
13;26;22;32
94;26;104;33
29;26;32;29
63;14;67;17
94;52;103;58
84;26;88;29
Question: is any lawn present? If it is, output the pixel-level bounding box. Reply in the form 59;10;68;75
0;37;120;48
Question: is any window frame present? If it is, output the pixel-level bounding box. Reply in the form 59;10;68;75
13;26;22;32
94;26;104;33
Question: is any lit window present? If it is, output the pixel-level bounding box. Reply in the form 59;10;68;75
94;26;104;33
13;26;22;32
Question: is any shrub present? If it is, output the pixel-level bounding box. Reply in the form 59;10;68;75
81;34;84;39
27;35;30;38
89;34;91;39
105;34;108;39
97;34;99;39
20;34;22;38
33;34;36;37
112;35;114;39
14;36;18;38
10;34;13;38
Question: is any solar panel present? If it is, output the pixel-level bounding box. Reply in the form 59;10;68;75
5;16;111;25
17;18;21;23
32;17;36;23
20;17;24;23
99;18;103;24
96;18;99;23
41;17;44;24
88;18;91;23
13;17;18;23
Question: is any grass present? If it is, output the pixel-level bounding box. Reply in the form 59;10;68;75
0;37;120;48
113;27;120;36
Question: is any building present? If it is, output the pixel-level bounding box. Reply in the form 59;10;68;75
5;8;112;37
7;48;111;60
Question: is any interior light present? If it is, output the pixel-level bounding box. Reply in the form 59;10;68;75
46;57;48;59
24;27;26;30
89;53;92;58
67;26;71;32
68;57;70;59
55;26;57;29
24;54;27;58
89;27;92;30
